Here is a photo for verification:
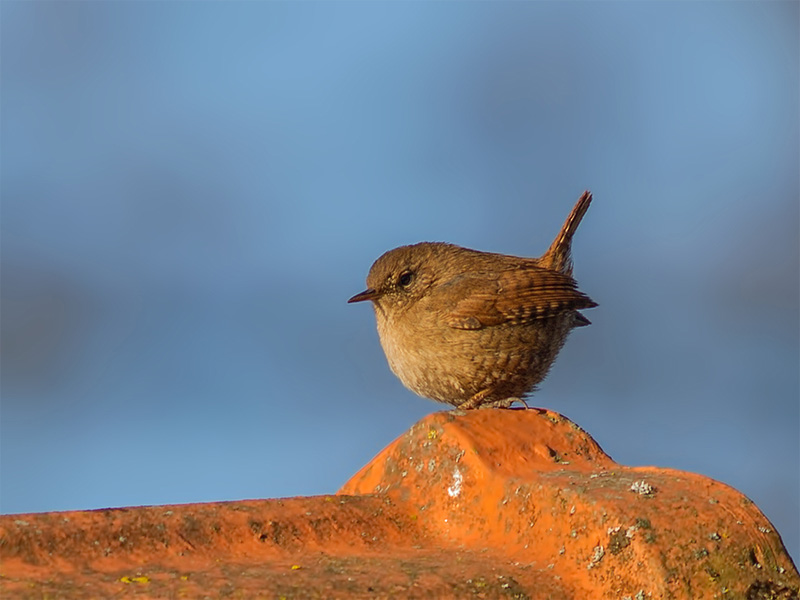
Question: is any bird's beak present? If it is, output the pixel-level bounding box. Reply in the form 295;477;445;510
348;288;380;303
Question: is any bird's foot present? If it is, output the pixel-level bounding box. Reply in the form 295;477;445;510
458;393;540;411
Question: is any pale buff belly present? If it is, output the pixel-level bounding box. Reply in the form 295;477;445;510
375;313;573;406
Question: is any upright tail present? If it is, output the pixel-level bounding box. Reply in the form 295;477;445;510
539;190;592;275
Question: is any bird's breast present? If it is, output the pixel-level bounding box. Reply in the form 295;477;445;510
373;301;449;396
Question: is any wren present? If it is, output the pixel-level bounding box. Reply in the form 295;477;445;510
348;191;597;409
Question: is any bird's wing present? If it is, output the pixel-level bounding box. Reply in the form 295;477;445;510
442;267;597;330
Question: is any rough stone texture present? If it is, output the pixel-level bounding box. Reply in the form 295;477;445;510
343;409;799;598
1;409;797;598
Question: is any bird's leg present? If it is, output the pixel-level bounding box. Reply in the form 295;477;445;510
458;391;534;410
457;388;493;410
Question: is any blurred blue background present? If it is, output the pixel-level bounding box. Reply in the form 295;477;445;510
1;1;797;562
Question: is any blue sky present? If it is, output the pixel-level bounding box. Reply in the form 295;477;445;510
2;1;798;562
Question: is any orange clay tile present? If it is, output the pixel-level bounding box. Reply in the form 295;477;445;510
1;409;798;599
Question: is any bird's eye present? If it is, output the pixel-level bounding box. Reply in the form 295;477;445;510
398;271;413;287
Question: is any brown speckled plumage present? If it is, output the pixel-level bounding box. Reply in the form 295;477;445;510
349;191;597;409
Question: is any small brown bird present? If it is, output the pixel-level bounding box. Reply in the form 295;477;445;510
349;191;597;409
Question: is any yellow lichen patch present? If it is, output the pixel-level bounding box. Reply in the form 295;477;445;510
119;575;150;584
